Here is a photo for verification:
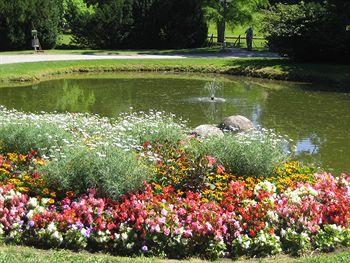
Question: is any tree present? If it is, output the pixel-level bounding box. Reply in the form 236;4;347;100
0;0;62;50
262;2;350;62
65;0;134;48
204;0;268;43
66;0;208;49
134;0;207;49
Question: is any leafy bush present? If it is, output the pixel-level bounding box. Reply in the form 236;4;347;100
0;122;73;155
0;0;62;50
262;2;350;62
191;129;289;177
115;111;188;146
41;146;151;200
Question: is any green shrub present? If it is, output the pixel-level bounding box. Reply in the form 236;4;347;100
0;122;73;155
114;111;189;146
314;225;346;252
191;130;289;177
41;146;151;200
262;2;350;62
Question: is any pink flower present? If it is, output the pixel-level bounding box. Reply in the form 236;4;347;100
163;226;170;236
157;217;166;224
183;229;193;238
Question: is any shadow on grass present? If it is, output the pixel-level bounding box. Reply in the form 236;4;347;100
223;58;350;91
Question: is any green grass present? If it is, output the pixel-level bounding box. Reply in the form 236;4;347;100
0;58;349;86
0;245;349;263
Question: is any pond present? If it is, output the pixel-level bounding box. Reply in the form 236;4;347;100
0;73;349;173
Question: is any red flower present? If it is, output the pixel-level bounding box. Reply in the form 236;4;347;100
249;229;256;237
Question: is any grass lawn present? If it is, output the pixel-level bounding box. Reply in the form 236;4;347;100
0;58;349;87
0;245;349;263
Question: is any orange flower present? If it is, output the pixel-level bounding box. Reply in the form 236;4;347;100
66;191;75;198
217;165;225;174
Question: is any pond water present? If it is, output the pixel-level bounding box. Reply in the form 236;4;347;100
0;73;349;173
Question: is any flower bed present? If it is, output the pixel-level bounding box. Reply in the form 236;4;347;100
0;152;349;259
0;107;349;259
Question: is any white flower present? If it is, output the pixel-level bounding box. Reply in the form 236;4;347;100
28;198;38;209
47;222;56;233
121;232;128;241
52;231;62;242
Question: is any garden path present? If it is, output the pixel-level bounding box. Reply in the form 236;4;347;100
0;49;279;65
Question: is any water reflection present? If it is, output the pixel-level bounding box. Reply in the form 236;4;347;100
0;74;349;173
296;136;320;155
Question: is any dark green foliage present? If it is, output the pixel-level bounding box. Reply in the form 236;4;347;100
66;0;208;49
262;2;350;62
136;0;208;49
0;0;62;50
69;0;134;49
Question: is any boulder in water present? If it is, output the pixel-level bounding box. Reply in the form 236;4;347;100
220;115;254;132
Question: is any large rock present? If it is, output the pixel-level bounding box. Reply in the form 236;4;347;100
192;124;224;137
220;115;254;132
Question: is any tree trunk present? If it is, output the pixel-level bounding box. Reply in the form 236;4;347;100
217;19;226;43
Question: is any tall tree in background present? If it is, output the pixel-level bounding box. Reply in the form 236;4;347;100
136;0;207;49
204;0;268;43
0;0;62;50
66;0;207;49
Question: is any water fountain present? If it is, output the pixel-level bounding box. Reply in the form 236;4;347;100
204;80;223;102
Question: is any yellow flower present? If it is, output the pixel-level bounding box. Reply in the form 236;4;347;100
23;175;31;181
42;188;50;195
8;178;22;186
17;186;30;193
0;168;9;175
35;159;46;166
7;153;18;161
19;155;27;162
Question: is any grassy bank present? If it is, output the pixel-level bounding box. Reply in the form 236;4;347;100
0;245;349;263
0;58;349;86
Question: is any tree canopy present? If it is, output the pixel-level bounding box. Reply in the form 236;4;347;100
0;0;62;50
65;0;207;49
262;1;350;62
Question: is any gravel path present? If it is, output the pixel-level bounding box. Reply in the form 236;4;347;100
0;49;280;65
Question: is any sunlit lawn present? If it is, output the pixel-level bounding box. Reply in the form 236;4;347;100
0;245;349;263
